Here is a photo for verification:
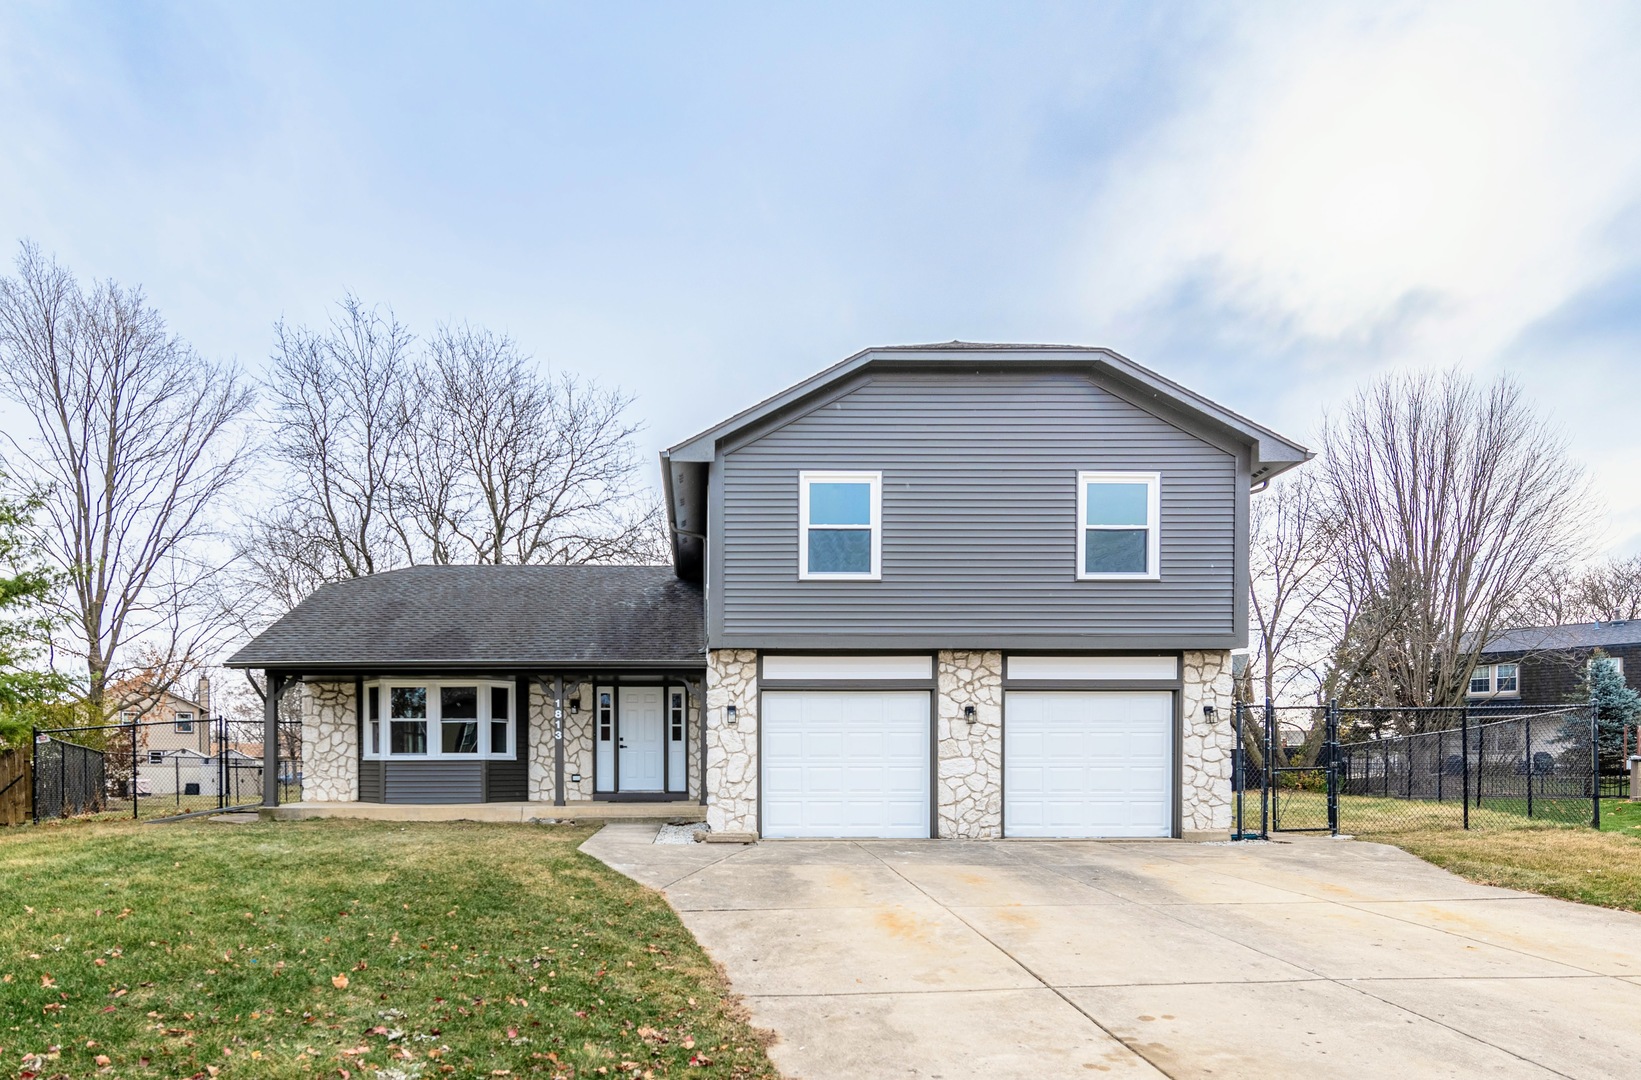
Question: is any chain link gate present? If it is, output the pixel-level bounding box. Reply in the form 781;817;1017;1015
1233;700;1339;838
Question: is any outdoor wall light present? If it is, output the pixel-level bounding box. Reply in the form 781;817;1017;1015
569;697;581;715
726;705;738;727
964;705;977;726
1202;704;1216;720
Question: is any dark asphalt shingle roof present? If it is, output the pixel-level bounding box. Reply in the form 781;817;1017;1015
1479;621;1641;655
226;565;705;670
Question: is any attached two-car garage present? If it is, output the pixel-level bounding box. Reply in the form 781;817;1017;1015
755;654;1179;840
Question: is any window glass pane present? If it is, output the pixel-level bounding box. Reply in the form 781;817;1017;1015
1469;669;1491;693
368;686;380;720
808;482;871;525
441;686;478;719
491;686;510;721
370;721;380;755
442;721;479;753
808;528;872;573
391;720;427;754
1086;482;1150;527
491;721;508;755
1084;529;1147;574
1496;664;1518;691
391;687;427;719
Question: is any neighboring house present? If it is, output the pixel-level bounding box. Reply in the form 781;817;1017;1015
113;675;214;756
227;343;1310;839
1468;622;1641;707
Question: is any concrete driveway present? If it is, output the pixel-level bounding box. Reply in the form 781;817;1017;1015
583;825;1641;1079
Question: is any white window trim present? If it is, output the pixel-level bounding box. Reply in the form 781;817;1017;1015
1589;655;1625;677
362;678;516;761
1076;470;1161;581
797;470;882;581
1467;663;1521;699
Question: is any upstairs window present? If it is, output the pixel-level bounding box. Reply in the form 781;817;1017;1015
174;712;194;733
799;471;881;580
1077;472;1160;580
1468;663;1521;697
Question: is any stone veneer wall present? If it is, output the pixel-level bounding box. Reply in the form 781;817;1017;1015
300;680;357;802
1180;649;1235;832
936;651;1003;838
705;650;759;833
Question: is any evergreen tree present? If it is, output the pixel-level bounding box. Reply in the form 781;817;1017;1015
0;476;72;748
1570;649;1641;772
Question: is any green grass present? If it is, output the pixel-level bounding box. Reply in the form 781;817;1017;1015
0;820;776;1079
1598;798;1641;838
1238;789;1641;912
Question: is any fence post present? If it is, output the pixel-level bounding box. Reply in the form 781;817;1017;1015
1263;697;1275;837
1524;715;1533;819
1592;700;1602;830
1460;708;1470;830
130;721;139;820
1326;700;1340;836
1233;702;1245;841
30;727;39;825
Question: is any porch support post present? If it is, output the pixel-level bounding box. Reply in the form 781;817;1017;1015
261;672;288;809
553;676;566;807
694;677;707;807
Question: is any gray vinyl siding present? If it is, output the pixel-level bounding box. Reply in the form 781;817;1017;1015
713;369;1244;647
358;760;384;802
384;762;483;803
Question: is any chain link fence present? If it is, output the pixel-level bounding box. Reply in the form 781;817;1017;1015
32;716;302;822
1233;701;1607;837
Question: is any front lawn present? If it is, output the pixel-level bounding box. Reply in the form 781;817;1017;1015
1356;817;1641;913
0;820;777;1079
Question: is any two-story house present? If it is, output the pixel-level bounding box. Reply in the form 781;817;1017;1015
227;344;1309;839
1468;621;1641;707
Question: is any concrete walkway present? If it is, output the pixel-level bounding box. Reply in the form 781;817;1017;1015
583;825;1641;1079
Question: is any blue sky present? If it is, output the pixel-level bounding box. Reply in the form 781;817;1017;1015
3;1;1640;554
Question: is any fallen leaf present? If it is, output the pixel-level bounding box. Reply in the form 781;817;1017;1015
94;1054;111;1067
331;974;350;989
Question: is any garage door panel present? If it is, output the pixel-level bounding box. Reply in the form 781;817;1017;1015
1006;691;1173;839
761;691;930;839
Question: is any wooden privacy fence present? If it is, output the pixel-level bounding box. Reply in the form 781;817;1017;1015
0;747;29;826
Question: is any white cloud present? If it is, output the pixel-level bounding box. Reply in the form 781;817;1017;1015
1077;1;1641;554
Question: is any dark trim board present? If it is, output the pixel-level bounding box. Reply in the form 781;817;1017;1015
593;793;695;803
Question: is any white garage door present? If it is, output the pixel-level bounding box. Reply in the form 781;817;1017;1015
762;691;930;838
1005;691;1173;838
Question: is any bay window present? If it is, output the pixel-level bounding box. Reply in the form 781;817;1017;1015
366;679;514;760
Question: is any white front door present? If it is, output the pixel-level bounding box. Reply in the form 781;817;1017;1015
1005;691;1174;838
761;690;930;838
618;686;665;792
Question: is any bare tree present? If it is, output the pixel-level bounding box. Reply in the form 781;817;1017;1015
1246;471;1334;705
1320;369;1592;707
239;300;665;622
235;297;418;626
407;325;656;565
0;243;251;718
1579;555;1641;622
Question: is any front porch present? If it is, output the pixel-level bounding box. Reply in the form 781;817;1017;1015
263;800;709;824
